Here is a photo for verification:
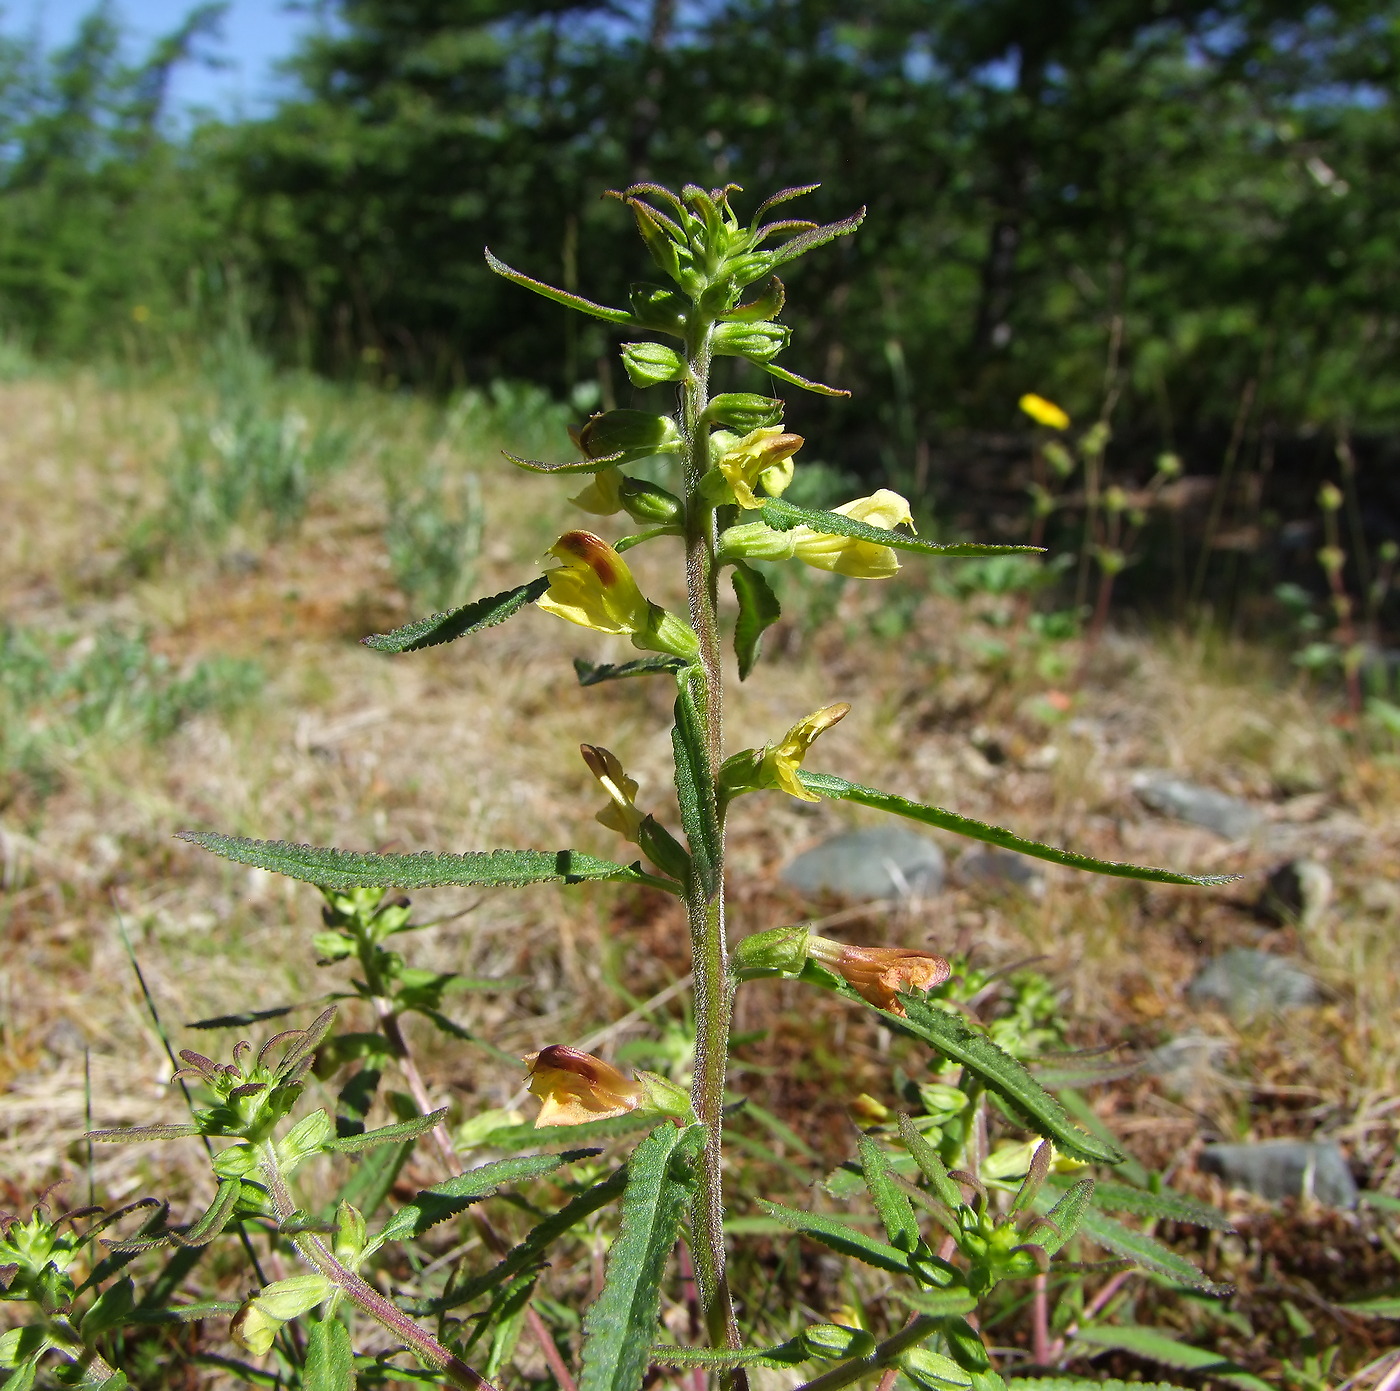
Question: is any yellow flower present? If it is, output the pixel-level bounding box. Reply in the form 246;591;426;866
570;466;625;515
791;490;914;579
580;744;644;840
761;703;850;801
537;531;651;636
806;938;951;1015
524;1045;643;1127
1018;393;1070;430
716;427;803;509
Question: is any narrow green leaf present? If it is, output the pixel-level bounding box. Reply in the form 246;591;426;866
574;655;686;686
757;1201;911;1276
1057;1091;1149;1187
503;450;621;475
422;1167;628;1313
672;670;720;896
79;1276;136;1341
376;1151;587;1247
337;1141;411;1222
759;499;1042;559
1072;1326;1270;1391
762;361;850;397
1083;1179;1232;1232
798;773;1236;886
304;1313;356;1391
1343;1296;1400;1317
471;1110;661;1154
731;561;781;680
765;207;866;268
178;833;676;894
885;997;1123;1166
579;1124;702;1391
485;248;634;323
1028;1179;1095;1255
361;578;548;653
649;1344;803;1370
324;1109;446;1153
858;1136;922;1253
1075;1208;1229;1294
1008;1381;1191;1391
897;1115;964;1210
890;1288;979;1318
87;1124;202;1144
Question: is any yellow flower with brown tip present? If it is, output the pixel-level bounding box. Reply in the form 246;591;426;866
523;1045;643;1126
791;490;913;579
716;427;803;509
1018;393;1071;430
538;531;650;635
761;703;850;801
580;744;644;840
806;937;951;1015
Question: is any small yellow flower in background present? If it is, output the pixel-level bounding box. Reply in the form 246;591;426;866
791;489;913;579
716;427;803;508
524;1045;642;1126
1019;393;1070;430
131;304;150;324
570;466;625;515
580;744;644;840
538;531;650;635
806;938;951;1015
762;702;850;801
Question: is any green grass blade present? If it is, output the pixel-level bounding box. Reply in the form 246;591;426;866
858;1135;922;1253
1072;1326;1270;1391
799;773;1235;886
756;1201;911;1275
324;1109;446;1153
731;561;781;680
1075;1208;1230;1293
178;833;676;894
887;998;1122;1165
578;1124;702;1391
759;499;1042;558
362;578;548;653
1343;1296;1400;1317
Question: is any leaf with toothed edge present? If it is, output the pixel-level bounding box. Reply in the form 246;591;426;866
759;498;1043;558
178;833;680;894
671;669;720;897
731;561;781;680
797;772;1237;885
503;450;624;475
485;248;634;323
362;578;548;653
574;655;686;686
762;361;849;397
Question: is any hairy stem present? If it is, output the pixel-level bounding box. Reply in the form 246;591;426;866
790;1316;940;1391
680;319;740;1358
259;1139;496;1391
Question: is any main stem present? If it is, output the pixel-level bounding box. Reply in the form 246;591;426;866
680;319;740;1356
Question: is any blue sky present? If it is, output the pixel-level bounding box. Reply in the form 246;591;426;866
10;0;315;117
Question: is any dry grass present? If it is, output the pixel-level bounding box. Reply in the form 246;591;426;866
2;366;1398;1381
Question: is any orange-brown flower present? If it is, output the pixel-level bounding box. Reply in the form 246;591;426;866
523;1045;643;1127
807;939;950;1015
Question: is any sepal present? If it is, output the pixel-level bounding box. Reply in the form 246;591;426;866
579;410;683;465
621;341;687;388
713;320;790;364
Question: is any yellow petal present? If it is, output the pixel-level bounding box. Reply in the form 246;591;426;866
1018;393;1071;430
538;531;650;635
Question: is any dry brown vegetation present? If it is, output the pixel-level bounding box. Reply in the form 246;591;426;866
2;367;1398;1385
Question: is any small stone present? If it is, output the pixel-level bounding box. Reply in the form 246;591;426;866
1257;859;1333;929
1132;773;1264;840
1142;1031;1231;1093
1187;948;1320;1019
781;827;945;902
1198;1140;1358;1209
955;847;1044;895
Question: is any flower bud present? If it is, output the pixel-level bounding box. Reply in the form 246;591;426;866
712;320;791;364
799;1323;876;1361
807;938;951;1015
628;283;688;335
523;1046;643;1127
333;1201;367;1267
758;703;850;801
1043;439;1075;477
732;925;811;979
899;1346;976;1389
714;427;803;509
619;477;682;525
1318;481;1343;512
579;410;682;464
231;1274;333;1355
1155;451;1182;478
706;392;785;432
580;744;645;841
1019;393;1070;431
621;341;687;388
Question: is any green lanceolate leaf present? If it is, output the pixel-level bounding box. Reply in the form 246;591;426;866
1028;1179;1095;1255
757;1202;912;1276
887;998;1123;1166
672;671;721;897
376;1151;589;1247
897;1116;964;1210
485;249;633;324
759;499;1042;559
649;1345;803;1370
797;773;1236;886
363;578;549;653
1007;1381;1191;1391
762;362;850;396
578;1124;702;1391
858;1135;922;1253
1074;1208;1229;1294
503;451;619;474
731;561;781;680
1071;1326;1269;1391
1081;1179;1232;1232
178;833;678;895
1344;1296;1400;1317
574;655;687;686
304;1313;356;1391
323;1109;446;1153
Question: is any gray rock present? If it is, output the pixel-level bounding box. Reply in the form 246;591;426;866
1199;1140;1358;1209
782;827;945;902
1132;773;1264;839
1258;858;1333;929
1142;1031;1231;1093
1187;948;1321;1019
955;847;1044;895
